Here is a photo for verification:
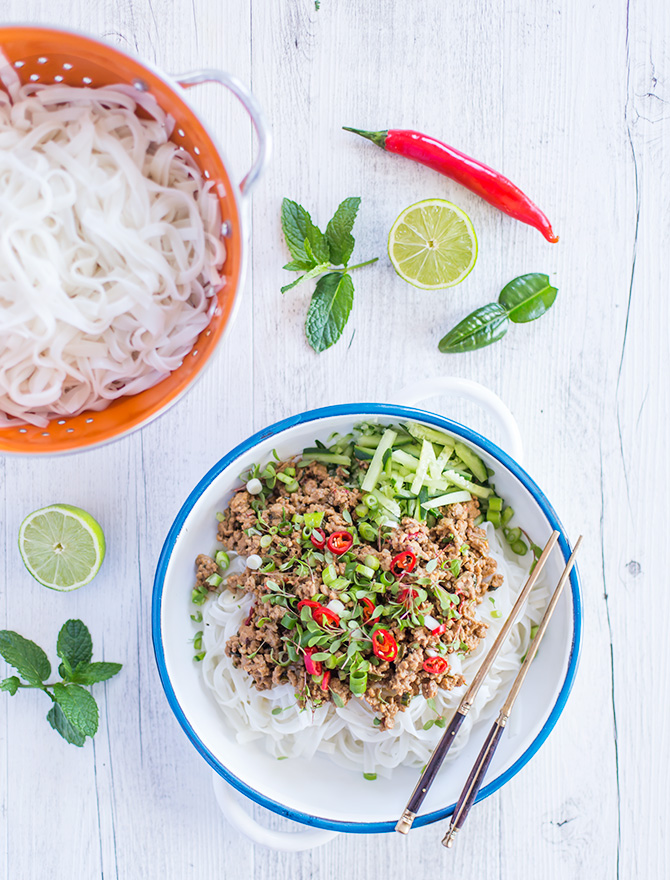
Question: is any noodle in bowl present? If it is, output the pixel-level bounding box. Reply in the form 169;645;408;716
201;524;549;777
152;404;582;832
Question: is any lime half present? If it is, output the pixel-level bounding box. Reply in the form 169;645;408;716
388;199;478;289
18;504;106;591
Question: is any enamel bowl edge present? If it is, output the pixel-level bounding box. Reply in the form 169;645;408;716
151;403;582;833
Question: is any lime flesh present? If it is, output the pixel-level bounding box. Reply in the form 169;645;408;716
388;199;478;289
18;504;105;591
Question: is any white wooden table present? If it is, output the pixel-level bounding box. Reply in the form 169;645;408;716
1;0;666;877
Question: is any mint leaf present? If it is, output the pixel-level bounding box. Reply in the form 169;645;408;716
281;199;329;265
0;676;20;695
52;683;99;737
325;197;360;265
56;620;93;671
498;273;558;324
68;662;122;685
0;631;50;685
283;260;313;271
305;272;354;353
47;703;86;747
281;262;332;295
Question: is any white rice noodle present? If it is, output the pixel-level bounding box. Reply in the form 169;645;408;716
200;523;550;776
0;55;225;427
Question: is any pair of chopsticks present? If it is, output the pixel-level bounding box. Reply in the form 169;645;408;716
395;530;582;845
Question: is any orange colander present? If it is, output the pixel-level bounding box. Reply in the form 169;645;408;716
0;25;269;455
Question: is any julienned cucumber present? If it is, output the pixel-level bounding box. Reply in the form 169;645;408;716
361;428;397;493
453;441;487;483
289;421;530;557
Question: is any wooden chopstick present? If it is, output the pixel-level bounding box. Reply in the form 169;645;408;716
395;529;560;834
441;536;582;849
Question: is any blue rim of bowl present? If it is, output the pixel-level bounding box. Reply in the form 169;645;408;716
152;403;582;833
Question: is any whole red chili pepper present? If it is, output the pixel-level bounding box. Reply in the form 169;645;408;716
422;656;449;675
371;628;398;662
390;550;417;577
344;127;558;243
327;530;353;555
304;647;322;676
310;528;326;549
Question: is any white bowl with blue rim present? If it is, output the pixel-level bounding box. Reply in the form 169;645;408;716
152;378;582;850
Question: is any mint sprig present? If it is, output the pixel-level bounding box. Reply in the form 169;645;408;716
281;197;377;352
0;620;122;747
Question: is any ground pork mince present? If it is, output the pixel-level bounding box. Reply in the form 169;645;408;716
194;444;504;730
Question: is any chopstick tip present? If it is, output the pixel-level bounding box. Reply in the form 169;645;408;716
442;826;457;848
395;809;415;834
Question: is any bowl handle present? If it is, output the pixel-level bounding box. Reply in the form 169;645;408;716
392;377;524;464
174;69;271;196
211;772;339;851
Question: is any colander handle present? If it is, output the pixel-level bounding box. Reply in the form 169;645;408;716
392;377;524;463
211;772;338;851
175;69;271;196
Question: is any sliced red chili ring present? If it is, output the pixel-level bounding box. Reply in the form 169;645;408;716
371;627;398;661
432;623;447;636
320;669;331;691
317;606;340;627
304;647;322;676
360;597;375;622
297;599;340;627
398;586;418;607
326;530;354;555
422;656;449;675
310;528;326;549
390;550;417;577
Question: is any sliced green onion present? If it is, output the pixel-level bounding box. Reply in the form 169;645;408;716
488;495;503;511
364;555;380;571
504;527;522;544
215;512;225;522
260;535;273;548
190;611;203;623
487;509;501;527
380;571;395;586
304;511;324;529
355;563;375;579
358;522;377;542
322;564;338;586
193;631;203;651
491;609;502;619
501;506;514;527
193;651;206;662
215;550;230;570
512;540;528;555
363;494;379;510
191;586;208;605
349;669;368;695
